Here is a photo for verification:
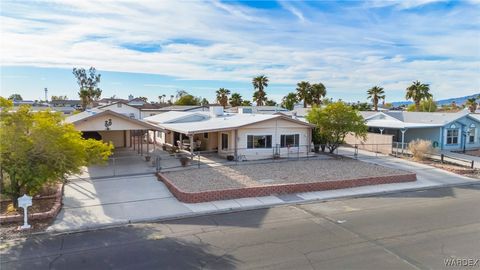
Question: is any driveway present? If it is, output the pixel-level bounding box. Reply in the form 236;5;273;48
49;174;192;231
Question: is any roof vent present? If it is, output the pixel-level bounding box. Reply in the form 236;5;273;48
210;106;224;117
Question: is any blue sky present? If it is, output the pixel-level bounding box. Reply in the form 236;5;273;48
1;0;479;103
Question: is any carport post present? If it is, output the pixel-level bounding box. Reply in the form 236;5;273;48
133;131;136;150
140;131;144;155
400;128;407;155
189;135;194;160
153;130;157;151
137;130;141;154
146;130;150;154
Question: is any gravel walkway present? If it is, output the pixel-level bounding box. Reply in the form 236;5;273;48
162;159;411;192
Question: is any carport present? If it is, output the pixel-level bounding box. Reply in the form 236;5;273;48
66;109;164;155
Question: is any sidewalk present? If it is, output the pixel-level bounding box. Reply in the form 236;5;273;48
47;150;478;233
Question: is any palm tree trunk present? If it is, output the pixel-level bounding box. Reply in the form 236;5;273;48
415;100;420;112
304;100;307;108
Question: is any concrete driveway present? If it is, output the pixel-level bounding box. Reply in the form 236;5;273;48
49;174;192;231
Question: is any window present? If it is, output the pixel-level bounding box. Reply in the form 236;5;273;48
129;113;135;119
469;124;476;143
117;103;122;108
204;133;209;139
247;135;272;149
446;129;459;145
280;134;300;147
150;113;156;116
221;133;229;150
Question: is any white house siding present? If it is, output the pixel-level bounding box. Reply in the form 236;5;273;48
75;115;150;131
235;119;311;160
101;103;141;119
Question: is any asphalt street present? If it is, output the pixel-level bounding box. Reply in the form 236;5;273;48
2;183;480;270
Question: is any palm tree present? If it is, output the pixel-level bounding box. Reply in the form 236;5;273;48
253;91;267;106
252;75;269;106
216;88;231;108
310;83;326;105
405;81;432;112
281;92;298;110
229;93;243;107
367;86;385;111
466;97;477;113
296;81;311;108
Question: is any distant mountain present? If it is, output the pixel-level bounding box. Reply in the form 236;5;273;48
391;93;480;107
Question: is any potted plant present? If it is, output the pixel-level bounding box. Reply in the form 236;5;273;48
162;144;167;151
226;155;235;161
169;146;178;156
145;155;151;162
179;156;190;167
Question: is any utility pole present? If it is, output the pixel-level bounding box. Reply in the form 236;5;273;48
44;88;48;102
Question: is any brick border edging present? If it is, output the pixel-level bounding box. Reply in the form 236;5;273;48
156;172;417;203
0;183;64;224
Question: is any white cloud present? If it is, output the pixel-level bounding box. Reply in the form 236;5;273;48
0;0;479;101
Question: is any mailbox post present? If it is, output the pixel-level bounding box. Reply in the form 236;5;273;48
18;194;33;230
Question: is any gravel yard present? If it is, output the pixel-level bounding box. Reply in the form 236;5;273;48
162;159;411;192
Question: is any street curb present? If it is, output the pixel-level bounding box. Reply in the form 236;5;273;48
15;180;479;239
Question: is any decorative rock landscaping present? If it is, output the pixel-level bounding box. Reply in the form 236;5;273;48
157;159;417;203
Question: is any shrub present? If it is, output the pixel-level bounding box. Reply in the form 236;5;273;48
408;139;435;161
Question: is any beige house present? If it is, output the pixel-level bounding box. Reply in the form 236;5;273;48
144;107;315;160
65;109;162;154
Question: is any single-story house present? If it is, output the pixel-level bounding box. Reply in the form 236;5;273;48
65;108;162;153
360;111;480;151
144;106;314;160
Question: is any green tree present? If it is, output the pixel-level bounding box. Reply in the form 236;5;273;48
366;86;385;111
176;90;188;99
281;92;298;110
216;88;231;108
405;80;432;112
241;100;252;106
200;98;209;106
306;102;367;153
265;99;277;106
73;67;102;111
8;94;23;101
137;96;148;102
296;81;311;108
252;75;269;106
466;97;477;113
407;98;437;112
351;102;372;111
0;103;112;207
229;93;243;107
51;95;68;101
310;83;327;105
175;94;201;105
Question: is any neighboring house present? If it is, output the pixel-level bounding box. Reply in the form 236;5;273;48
49;99;81;108
144;106;314;160
65;108;161;149
98;102;142;119
97;98;128;106
127;97;148;107
360;111;480;151
226;106;289;115
141;105;209;118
